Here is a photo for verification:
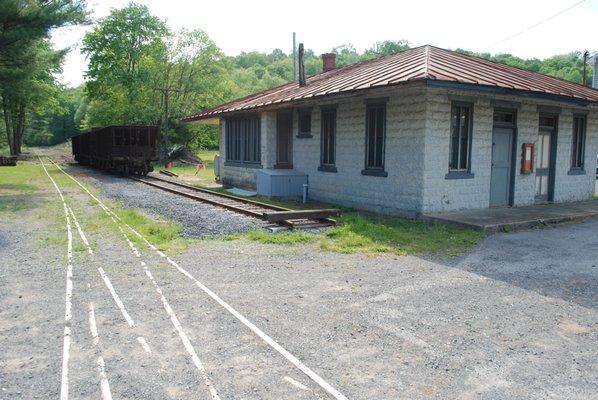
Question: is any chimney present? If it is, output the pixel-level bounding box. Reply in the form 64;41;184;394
593;55;598;89
298;43;306;86
322;53;336;72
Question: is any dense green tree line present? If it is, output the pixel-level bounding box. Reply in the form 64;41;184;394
0;0;87;155
1;2;594;154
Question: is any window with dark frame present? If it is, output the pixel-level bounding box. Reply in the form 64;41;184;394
320;108;336;169
449;103;473;171
298;110;311;137
225;116;261;164
364;102;386;171
571;115;586;170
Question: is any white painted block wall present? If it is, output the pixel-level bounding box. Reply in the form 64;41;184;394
421;87;597;212
218;83;598;214
292;85;427;216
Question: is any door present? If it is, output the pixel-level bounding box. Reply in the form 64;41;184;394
535;114;557;202
490;127;514;206
276;111;292;168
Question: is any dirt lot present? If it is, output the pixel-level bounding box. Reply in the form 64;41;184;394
1;158;597;399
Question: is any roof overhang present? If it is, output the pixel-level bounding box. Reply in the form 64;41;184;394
182;46;598;122
184;117;220;125
183;79;596;123
426;80;595;108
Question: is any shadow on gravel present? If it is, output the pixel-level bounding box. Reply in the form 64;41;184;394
0;194;46;214
451;219;598;310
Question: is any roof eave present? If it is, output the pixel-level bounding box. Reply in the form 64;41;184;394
426;80;595;107
182;78;597;123
182;80;430;122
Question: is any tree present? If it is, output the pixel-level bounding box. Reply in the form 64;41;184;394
457;49;591;85
332;44;361;67
151;28;232;149
363;40;410;58
2;40;65;155
25;86;83;146
82;3;168;126
0;0;87;155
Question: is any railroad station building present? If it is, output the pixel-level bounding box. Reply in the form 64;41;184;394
183;45;598;216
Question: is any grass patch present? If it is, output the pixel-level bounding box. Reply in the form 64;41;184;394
218;187;482;257
0;161;45;214
102;206;187;253
229;209;483;257
322;212;483;256
1;157;189;255
242;229;317;244
154;149;218;184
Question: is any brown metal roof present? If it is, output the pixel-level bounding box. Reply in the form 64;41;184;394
183;45;598;121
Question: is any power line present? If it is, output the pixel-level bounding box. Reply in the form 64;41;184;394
491;0;587;47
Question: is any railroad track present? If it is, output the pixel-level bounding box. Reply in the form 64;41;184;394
128;175;340;229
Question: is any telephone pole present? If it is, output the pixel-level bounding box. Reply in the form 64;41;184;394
292;32;297;81
153;85;184;155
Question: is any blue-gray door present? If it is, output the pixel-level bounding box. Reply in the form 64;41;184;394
490;127;514;207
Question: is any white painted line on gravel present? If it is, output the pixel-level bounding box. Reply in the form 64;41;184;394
66;206;136;328
96;356;112;400
39;157;73;400
137;337;152;355
89;303;99;345
46;160;221;400
284;376;310;391
48;157;350;400
88;303;113;400
143;264;221;400
68;206;93;255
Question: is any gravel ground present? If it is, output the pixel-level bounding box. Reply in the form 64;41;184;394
2;160;597;399
68;165;268;238
172;221;598;400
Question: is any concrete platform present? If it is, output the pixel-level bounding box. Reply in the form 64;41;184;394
422;200;598;233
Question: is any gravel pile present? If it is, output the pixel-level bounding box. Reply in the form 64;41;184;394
72;166;267;238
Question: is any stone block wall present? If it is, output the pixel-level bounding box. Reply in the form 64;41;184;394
218;84;597;214
421;88;597;213
553;110;598;202
291;84;427;216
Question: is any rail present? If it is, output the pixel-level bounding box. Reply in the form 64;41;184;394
128;175;339;229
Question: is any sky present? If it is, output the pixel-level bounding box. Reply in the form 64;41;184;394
51;0;597;87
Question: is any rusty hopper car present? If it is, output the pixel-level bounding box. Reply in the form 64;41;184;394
72;125;158;175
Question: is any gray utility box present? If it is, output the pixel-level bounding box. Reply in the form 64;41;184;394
256;169;308;197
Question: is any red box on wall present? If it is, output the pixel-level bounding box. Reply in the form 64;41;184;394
521;143;534;174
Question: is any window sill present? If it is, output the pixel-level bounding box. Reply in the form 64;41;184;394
318;165;337;173
274;163;293;169
567;168;586;175
445;171;475;180
296;133;312;139
224;161;262;169
361;169;388;177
